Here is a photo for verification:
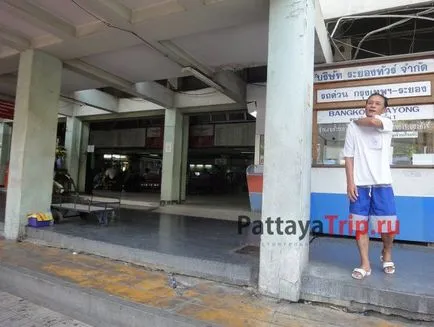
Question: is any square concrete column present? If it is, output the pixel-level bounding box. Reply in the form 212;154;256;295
64;116;83;185
4;50;62;240
180;115;190;202
78;122;90;193
160;109;184;205
259;0;315;301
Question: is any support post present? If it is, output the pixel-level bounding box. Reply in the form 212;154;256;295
180;115;190;202
259;0;315;301
78;122;90;193
160;109;183;205
4;50;62;240
254;134;264;165
64;115;82;185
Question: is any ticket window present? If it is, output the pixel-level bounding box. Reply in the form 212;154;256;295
314;108;434;167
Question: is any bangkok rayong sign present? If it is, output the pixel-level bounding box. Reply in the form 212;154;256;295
317;104;434;124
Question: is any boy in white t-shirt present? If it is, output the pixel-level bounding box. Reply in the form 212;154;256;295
343;93;398;280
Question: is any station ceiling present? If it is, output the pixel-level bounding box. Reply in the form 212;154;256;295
1;0;433;105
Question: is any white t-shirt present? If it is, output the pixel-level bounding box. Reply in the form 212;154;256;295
343;115;393;186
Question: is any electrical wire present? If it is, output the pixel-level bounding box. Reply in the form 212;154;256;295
69;0;232;96
70;0;172;61
409;20;417;53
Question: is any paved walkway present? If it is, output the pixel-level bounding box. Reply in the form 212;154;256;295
0;290;91;327
0;240;431;327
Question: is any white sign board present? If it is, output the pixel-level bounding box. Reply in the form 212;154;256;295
317;81;431;103
314;59;434;83
87;145;95;153
164;142;172;153
393;131;418;138
317;104;434;124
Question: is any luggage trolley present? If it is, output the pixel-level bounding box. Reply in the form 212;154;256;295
51;192;121;225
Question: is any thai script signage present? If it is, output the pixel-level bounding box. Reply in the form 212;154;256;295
314;59;434;83
317;104;434;124
394;120;433;132
317;81;431;103
392;131;418;138
318;126;423;139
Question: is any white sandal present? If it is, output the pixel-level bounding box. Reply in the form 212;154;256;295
382;261;395;274
352;268;372;280
380;255;395;274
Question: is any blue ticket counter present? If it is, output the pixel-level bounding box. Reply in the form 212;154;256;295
310;167;434;243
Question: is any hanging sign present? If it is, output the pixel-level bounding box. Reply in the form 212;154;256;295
317;81;431;103
147;127;161;138
314;59;434;83
317;104;434;124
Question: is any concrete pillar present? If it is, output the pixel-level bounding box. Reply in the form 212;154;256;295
4;50;62;240
0;123;12;184
259;0;315;301
160;109;183;205
78;122;90;193
254;134;264;165
180;115;190;202
64;115;82;185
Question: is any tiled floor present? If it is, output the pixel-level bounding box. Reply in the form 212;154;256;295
0;291;92;327
0;240;429;327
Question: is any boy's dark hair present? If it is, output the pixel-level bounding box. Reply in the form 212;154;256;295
367;93;388;108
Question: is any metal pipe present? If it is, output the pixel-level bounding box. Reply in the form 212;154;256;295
353;7;434;59
330;14;434;39
333;38;387;57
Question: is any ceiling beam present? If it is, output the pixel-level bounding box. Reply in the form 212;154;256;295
70;89;119;113
58;100;75;116
1;0;76;40
159;40;246;104
0;25;31;51
64;60;174;108
213;70;246;104
134;82;175;109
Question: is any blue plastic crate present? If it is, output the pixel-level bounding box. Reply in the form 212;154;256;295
28;217;52;227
